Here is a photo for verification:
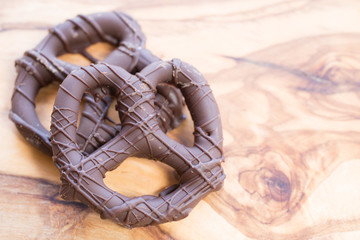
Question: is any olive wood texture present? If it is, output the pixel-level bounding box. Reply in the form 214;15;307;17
2;0;360;239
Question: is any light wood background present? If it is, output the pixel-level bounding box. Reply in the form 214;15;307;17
1;0;360;239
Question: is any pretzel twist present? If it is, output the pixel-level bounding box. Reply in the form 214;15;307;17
50;60;225;228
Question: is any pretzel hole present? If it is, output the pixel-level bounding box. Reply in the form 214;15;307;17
104;157;179;198
86;42;116;61
101;98;120;128
35;82;60;130
106;98;121;123
166;104;194;147
58;52;91;66
58;42;116;65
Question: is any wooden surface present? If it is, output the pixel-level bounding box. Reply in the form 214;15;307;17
1;0;360;239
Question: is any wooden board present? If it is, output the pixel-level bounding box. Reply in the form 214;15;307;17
1;0;360;239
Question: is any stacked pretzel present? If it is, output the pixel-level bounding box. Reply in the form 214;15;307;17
9;11;225;228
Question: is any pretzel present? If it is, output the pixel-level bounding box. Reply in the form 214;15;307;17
9;11;183;155
50;60;225;228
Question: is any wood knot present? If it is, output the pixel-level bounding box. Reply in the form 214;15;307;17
239;167;291;203
263;169;291;202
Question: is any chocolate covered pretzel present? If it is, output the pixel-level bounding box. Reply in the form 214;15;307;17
9;11;184;155
50;60;225;228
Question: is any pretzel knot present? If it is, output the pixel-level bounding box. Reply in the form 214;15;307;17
50;59;225;228
9;11;183;155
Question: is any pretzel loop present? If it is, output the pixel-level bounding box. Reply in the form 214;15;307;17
50;60;225;228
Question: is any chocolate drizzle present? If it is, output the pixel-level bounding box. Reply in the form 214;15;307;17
9;11;184;155
50;60;225;228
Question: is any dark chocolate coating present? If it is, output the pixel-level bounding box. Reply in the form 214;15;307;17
50;60;225;228
9;12;184;155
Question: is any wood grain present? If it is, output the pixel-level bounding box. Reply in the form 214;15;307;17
2;0;360;239
209;34;360;239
